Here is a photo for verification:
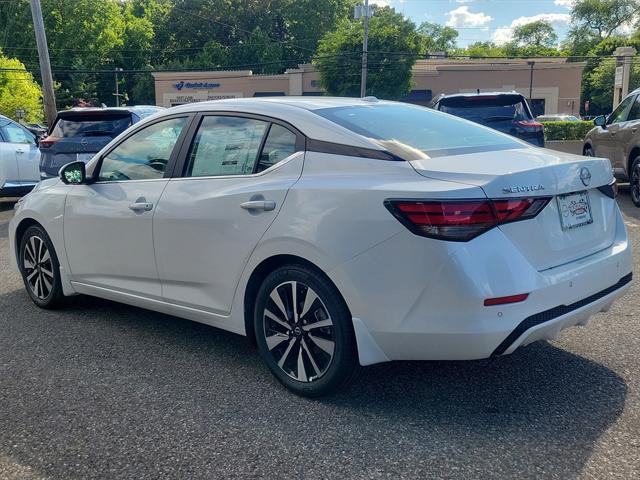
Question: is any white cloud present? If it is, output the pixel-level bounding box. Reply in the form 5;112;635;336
369;0;390;6
446;6;492;28
491;13;571;44
554;0;575;8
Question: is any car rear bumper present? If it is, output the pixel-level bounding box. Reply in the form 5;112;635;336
333;205;632;365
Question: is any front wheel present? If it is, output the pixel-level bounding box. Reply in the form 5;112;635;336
630;156;640;207
254;265;358;397
19;225;65;309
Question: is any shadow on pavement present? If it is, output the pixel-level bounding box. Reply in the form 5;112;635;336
0;289;628;479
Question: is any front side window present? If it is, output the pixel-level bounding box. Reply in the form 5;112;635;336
98;117;186;182
608;95;636;125
627;96;640;122
1;123;35;144
186;116;268;177
314;103;522;159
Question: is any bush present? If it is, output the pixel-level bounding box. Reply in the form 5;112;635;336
542;121;594;141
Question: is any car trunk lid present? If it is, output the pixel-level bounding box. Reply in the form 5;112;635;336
410;147;617;271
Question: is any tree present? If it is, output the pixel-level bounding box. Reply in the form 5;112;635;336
451;42;507;58
0;52;43;122
417;22;458;54
512;20;558;48
315;7;421;98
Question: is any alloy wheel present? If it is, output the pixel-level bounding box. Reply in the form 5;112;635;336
263;281;335;382
23;235;54;300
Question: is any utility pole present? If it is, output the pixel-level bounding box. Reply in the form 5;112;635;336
30;0;57;127
527;61;535;103
114;67;124;107
355;1;373;98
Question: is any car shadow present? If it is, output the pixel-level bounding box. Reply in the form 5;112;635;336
0;289;628;479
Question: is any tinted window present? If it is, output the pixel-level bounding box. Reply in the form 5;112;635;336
608;95;635;124
98;117;186;182
1;122;35;144
627;96;640;122
256;124;297;173
314;103;522;159
186;116;268;177
51;114;132;138
438;95;532;123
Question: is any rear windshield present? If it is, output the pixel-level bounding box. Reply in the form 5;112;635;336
51;114;132;138
438;95;531;123
313;103;522;159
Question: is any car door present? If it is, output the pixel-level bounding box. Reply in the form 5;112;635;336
154;114;305;315
619;94;640;172
0;121;40;186
63;115;190;298
601;94;636;167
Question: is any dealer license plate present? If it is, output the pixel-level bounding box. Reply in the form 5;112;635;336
556;191;593;230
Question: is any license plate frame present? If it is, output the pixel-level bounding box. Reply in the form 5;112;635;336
556;191;593;230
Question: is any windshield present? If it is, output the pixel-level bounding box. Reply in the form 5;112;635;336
51;114;132;138
313;103;522;159
438;95;531;124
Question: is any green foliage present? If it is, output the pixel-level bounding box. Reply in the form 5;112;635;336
315;7;421;98
542;121;595;141
417;22;458;54
584;61;640;115
512;21;558;49
0;52;43;122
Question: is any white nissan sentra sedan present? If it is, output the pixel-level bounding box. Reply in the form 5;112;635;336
9;97;633;396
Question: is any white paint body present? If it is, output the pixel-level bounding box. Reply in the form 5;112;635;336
0;116;41;195
9;98;633;366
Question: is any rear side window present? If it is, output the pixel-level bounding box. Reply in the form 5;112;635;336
51;114;132;138
314;103;521;159
185;116;268;177
256;124;297;173
438;95;532;123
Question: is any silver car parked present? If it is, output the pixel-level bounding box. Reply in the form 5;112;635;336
583;88;640;206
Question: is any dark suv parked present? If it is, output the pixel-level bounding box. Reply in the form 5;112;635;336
432;92;544;147
39;106;164;179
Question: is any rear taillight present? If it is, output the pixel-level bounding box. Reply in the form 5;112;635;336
385;197;551;242
514;120;543;129
38;136;59;148
597;179;618;199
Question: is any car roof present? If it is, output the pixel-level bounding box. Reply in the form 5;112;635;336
437;91;525;100
163;97;406;150
57;105;164;118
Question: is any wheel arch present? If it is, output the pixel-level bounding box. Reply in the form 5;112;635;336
13;217;43;262
243;254;352;347
629;145;640;177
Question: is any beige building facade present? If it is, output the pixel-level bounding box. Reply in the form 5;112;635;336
152;58;585;116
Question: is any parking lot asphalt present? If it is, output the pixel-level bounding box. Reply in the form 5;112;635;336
0;190;639;480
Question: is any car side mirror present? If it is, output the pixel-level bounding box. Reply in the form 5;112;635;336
594;115;606;128
59;161;86;185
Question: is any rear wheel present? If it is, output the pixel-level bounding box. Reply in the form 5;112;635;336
630;156;640;207
18;225;65;309
254;265;358;397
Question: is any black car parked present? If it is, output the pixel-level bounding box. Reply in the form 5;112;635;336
432;92;544;147
39;106;164;179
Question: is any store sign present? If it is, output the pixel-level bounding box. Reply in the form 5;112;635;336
614;66;623;88
163;92;243;107
174;80;221;91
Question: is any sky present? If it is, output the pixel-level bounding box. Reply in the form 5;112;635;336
369;0;576;47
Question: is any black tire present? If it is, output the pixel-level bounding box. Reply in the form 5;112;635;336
18;225;65;309
254;264;358;397
630;156;640;207
584;145;594;157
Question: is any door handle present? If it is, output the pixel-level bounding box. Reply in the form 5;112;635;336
632;128;638;134
129;202;153;212
610;131;617;136
240;200;276;211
